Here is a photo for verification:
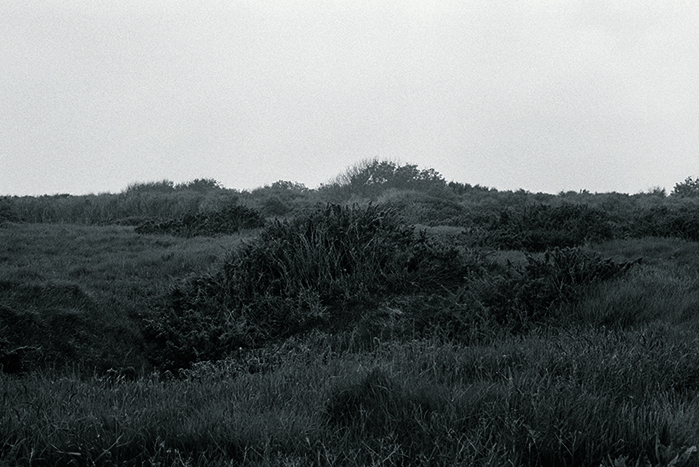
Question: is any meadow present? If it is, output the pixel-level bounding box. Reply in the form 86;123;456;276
2;161;699;466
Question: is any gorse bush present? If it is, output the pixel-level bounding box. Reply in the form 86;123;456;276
144;204;478;370
143;205;638;371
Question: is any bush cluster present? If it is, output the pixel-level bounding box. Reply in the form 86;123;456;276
135;204;265;237
628;205;699;241
395;247;638;341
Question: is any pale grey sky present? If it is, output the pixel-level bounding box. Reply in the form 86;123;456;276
2;1;698;196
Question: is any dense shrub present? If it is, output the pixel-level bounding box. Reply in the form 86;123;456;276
672;176;699;197
629;205;699;241
135;204;265;237
320;159;447;201
0;197;17;223
479;203;616;251
470;247;639;332
389;247;638;341
144;204;477;370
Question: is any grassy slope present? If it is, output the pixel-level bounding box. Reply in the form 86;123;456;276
0;222;253;372
2;223;699;466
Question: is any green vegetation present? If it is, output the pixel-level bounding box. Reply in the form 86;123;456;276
2;161;699;466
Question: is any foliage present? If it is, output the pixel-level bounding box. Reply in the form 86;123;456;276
0;280;98;372
672;176;699;198
321;158;447;200
0;197;17;222
478;203;616;251
143;209;637;370
144;204;477;370
125;178;224;194
5;217;699;466
175;178;223;192
629;205;699;241
4;327;699;466
470;247;639;331
377;189;468;226
249;180;312;217
135;204;265;237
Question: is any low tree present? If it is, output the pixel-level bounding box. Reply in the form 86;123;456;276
330;158;446;198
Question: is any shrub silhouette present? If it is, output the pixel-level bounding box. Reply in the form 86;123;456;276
672;176;699;197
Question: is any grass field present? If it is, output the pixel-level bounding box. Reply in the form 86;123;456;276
2;218;699;466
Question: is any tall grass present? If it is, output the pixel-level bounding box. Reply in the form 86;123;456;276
3;327;699;466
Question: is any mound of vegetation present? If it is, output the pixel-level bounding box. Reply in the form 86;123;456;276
143;204;477;370
320;158;448;202
470;247;640;332
135;204;265;237
629;205;699;241
476;203;616;251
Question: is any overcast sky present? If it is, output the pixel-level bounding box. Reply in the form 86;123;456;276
2;1;698;196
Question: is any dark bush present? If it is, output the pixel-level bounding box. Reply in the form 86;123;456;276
135;204;265;237
0;197;18;223
143;204;478;370
672;176;699;197
479;203;616;251
321;159;447;201
471;247;638;332
629;205;699;241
